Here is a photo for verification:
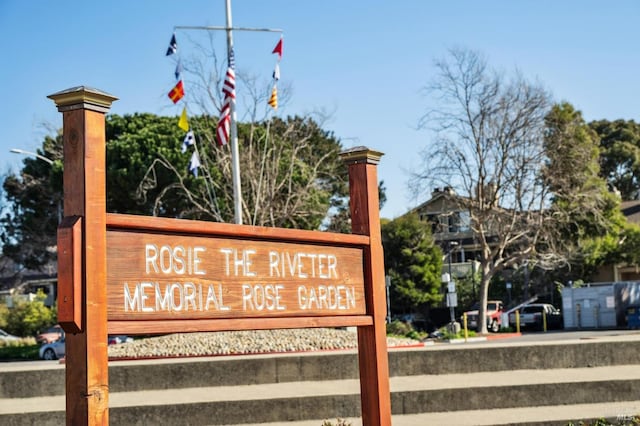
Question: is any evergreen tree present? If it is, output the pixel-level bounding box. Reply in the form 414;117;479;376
381;213;443;315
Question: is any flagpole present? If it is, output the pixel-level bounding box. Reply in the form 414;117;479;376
173;3;282;226
224;0;243;225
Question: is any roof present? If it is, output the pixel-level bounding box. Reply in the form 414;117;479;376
621;200;640;225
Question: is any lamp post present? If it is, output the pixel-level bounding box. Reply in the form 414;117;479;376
442;241;459;332
10;148;61;223
10;148;54;165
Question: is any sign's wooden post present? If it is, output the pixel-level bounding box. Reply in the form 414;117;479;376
49;87;118;425
340;147;391;426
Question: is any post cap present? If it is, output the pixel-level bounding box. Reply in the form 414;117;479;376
339;146;384;165
48;86;118;113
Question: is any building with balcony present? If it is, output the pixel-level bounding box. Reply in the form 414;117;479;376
410;187;483;280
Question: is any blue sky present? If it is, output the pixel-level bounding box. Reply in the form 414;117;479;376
1;1;638;219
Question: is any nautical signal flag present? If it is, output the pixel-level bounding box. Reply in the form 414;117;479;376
178;107;189;131
216;67;236;146
272;37;283;60
174;59;183;80
273;63;280;81
182;130;195;153
268;85;278;110
166;33;178;56
168;80;185;104
189;151;201;177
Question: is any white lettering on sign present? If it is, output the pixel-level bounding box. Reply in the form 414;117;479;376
241;284;286;311
119;241;362;316
124;282;230;312
268;251;338;279
145;244;205;275
297;285;356;310
220;248;257;277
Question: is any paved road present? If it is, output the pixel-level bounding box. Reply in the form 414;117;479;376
491;328;640;343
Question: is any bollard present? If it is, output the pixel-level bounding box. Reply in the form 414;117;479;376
516;309;520;333
543;310;547;332
463;313;468;342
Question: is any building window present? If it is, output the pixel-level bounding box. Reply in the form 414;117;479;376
448;211;470;233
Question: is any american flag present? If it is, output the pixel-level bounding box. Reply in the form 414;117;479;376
216;52;236;147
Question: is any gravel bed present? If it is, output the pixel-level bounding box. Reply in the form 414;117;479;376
108;328;419;359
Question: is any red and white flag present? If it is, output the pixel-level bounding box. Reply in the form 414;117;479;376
216;67;235;146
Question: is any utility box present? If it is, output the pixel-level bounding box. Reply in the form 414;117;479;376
561;284;616;329
561;281;640;329
626;306;640;329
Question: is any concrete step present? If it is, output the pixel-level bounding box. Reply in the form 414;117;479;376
236;401;640;426
6;333;640;400
1;366;639;425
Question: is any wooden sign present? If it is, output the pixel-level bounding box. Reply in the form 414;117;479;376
51;86;391;425
106;221;365;321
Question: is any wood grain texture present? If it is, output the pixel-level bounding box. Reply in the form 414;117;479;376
106;229;366;321
57;216;82;333
106;213;370;246
108;315;373;334
346;159;392;426
61;107;109;426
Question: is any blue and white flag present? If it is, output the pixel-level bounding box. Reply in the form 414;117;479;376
175;59;183;80
182;130;195;153
189;151;201;177
166;33;177;56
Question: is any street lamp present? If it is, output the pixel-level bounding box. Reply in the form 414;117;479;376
10;148;54;165
447;241;459;282
442;241;459;329
9;148;61;223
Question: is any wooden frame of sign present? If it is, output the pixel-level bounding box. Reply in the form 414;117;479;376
50;87;391;426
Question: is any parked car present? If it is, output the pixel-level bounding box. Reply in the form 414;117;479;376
39;337;65;360
108;335;133;345
463;301;504;332
39;334;134;360
36;325;64;344
0;328;19;341
509;303;563;330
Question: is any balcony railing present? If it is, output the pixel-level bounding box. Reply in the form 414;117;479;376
442;262;478;279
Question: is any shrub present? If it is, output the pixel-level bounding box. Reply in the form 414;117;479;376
5;291;56;337
0;303;9;329
0;337;36;348
440;327;477;340
386;320;413;336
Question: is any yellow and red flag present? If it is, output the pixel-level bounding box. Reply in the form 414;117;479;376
168;80;185;104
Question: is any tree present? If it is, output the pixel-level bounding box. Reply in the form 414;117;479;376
1;112;351;270
543;103;627;280
106;113;205;218
590;119;640;201
1;135;62;271
381;213;442;316
135;114;348;229
412;48;557;333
